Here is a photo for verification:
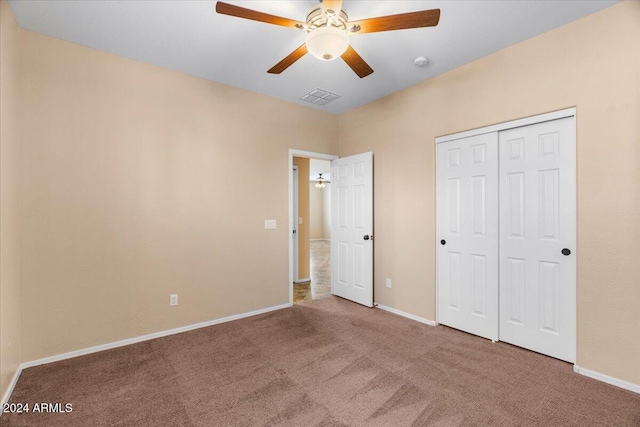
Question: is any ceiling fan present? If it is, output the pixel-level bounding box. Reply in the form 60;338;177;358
215;0;440;78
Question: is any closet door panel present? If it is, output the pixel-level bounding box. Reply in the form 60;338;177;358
437;132;498;341
498;117;576;363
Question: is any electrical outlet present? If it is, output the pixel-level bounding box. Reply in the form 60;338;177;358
386;278;392;288
170;294;178;306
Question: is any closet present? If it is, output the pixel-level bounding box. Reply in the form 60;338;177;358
436;110;576;363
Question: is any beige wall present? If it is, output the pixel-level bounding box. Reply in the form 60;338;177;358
0;0;21;399
310;182;331;240
309;181;323;239
338;1;640;385
293;158;310;279
18;30;338;362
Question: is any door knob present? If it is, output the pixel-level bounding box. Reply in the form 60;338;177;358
441;240;446;245
562;248;571;256
363;235;370;240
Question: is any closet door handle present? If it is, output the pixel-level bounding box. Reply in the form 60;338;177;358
562;248;571;256
440;240;446;245
363;235;370;241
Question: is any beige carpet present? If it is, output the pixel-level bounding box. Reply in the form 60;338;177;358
2;296;639;426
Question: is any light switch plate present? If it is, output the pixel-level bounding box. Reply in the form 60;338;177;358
264;220;277;229
299;217;303;224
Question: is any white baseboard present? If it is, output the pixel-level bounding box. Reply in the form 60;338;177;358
1;367;22;408
310;239;330;241
294;278;311;284
21;302;291;370
1;302;291;408
373;306;639;394
374;303;437;326
573;365;640;394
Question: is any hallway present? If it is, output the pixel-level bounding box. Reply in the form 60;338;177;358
293;240;331;304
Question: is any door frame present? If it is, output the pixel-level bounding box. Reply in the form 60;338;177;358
289;149;339;306
293;165;299;283
434;107;576;348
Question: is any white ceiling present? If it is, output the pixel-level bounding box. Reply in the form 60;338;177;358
9;0;617;114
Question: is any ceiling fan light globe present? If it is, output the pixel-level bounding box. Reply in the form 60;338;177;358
305;26;349;61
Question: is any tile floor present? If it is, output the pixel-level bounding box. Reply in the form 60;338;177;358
293;240;331;304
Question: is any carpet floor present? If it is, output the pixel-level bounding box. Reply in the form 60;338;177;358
2;296;639;426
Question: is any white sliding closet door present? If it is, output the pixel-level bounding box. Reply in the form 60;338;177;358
437;132;499;341
499;117;576;363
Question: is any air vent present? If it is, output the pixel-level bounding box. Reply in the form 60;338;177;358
300;88;341;106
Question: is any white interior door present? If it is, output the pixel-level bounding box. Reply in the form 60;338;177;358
499;117;576;362
437;132;499;341
331;152;373;307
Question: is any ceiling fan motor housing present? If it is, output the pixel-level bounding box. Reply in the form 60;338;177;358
306;5;349;30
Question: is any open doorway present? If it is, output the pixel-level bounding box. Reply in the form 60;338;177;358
307;159;332;302
289;150;338;305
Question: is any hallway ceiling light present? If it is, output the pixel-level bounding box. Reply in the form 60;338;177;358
315;173;328;189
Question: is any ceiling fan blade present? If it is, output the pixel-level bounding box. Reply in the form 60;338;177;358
268;44;308;74
341;46;374;78
349;9;440;34
216;2;305;29
322;0;344;16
